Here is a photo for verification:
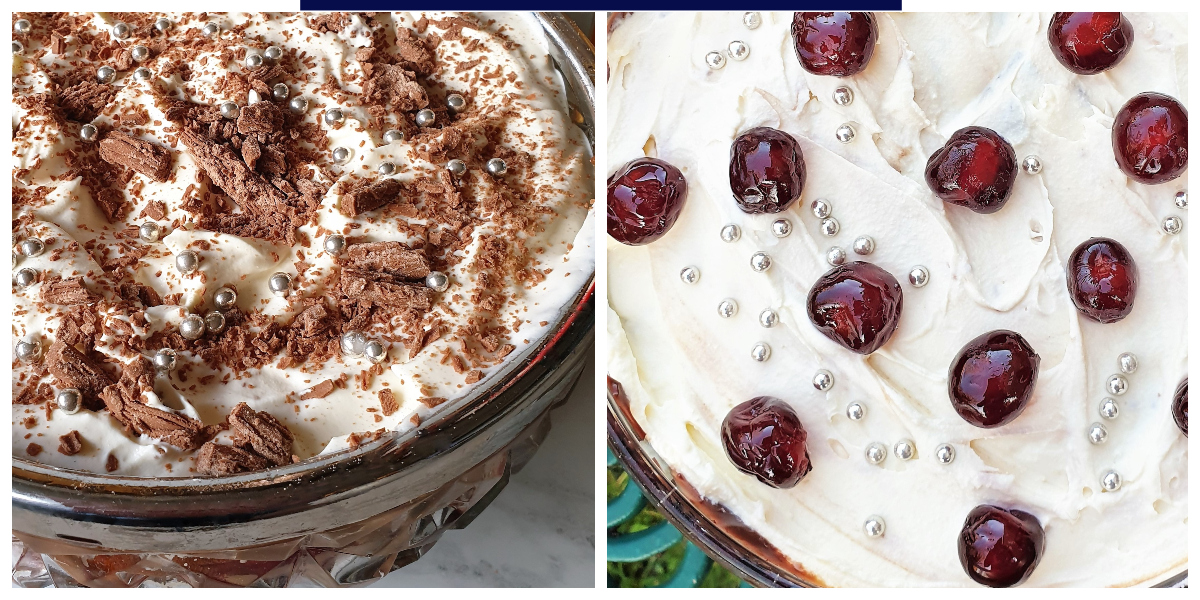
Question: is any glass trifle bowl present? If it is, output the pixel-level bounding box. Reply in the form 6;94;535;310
12;11;594;588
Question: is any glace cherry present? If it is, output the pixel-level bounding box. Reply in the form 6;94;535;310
958;505;1045;588
1112;92;1188;185
1174;378;1188;437
925;126;1018;214
721;396;812;489
806;261;903;355
1066;237;1139;323
948;330;1040;428
729;127;806;214
790;12;878;77
1048;13;1134;75
607;158;688;245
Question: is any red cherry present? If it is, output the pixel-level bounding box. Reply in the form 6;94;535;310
958;505;1045;588
1112;92;1188;185
806;261;903;355
1066;237;1139;323
925;126;1018;214
790;12;878;77
1174;378;1188;437
607;158;688;245
721;396;812;489
1048;13;1134;75
728;127;806;214
949;330;1040;428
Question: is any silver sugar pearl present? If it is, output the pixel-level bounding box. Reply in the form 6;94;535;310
486;157;508;176
153;347;177;372
820;217;840;237
894;439;916;460
364;340;387;364
705;51;726;70
415;108;436;127
96;66;116;84
758;308;778;328
56;388;82;414
202;22;221;37
446;93;466;113
717;298;738;318
264;45;283;62
833;86;854;106
131;45;150;62
332;147;352;164
133;67;152;81
446;159;467;177
204;310;227;334
154;18;172;32
383;129;405;144
720;224;741;243
835;123;856;144
324;107;345;126
813;369;834;391
272;83;289;101
213;287;238;311
425;271;450;292
377;161;396;176
179;314;206;340
19;238;45;258
1099;397;1120;420
175;250;199;274
846;402;865;421
864;516;886;538
15;19;32;34
268;272;292;296
1118;352;1138;374
219;101;240;119
1174;190;1187;209
112;22;131;40
680;266;700;284
908;265;930;288
811;199;832;219
743;12;762;30
750;342;771;362
324;234;346;256
79;123;99;143
935;444;956;465
771;219;792;238
288;96;308;113
750;252;772;272
1162;215;1182;235
13;41;25;55
865;442;886;465
245;53;263;69
1087;422;1108;445
1106;373;1128;396
1022;155;1042;175
826;246;847;266
1101;470;1122;492
340;330;367;357
14;268;38;288
15;339;41;362
728;40;750;61
852;235;875;255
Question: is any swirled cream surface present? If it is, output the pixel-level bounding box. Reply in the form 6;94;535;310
13;12;593;476
607;12;1186;587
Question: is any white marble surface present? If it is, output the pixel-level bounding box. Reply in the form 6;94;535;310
372;353;596;587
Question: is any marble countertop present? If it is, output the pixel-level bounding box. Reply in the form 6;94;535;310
372;353;596;587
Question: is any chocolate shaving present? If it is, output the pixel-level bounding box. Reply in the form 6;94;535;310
379;389;399;416
307;13;350;34
46;341;114;410
340;178;403;217
93;187;128;223
57;81;117;123
117;282;163;307
58;431;84;456
342;241;430;279
27;443;43;457
196;441;270;476
138;200;167;221
98;131;172;182
228;402;294;466
340;271;436;310
105;453;119;472
40;276;97;305
418;396;448;408
57;305;102;350
99;357;210;450
361;63;428;112
301;379;335;400
235;102;284;135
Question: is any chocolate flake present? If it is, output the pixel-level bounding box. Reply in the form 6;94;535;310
40;276;97;305
98;131;173;183
46;341;114;410
105;453;119;472
340;177;403;217
228;402;294;466
379;389;399;416
99;357;210;450
196;441;270;476
342;241;430;279
301;379;335;400
57;81;117;123
27;443;43;457
58;431;84;455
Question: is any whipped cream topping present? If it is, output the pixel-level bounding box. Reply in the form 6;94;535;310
13;12;593;476
608;12;1186;587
